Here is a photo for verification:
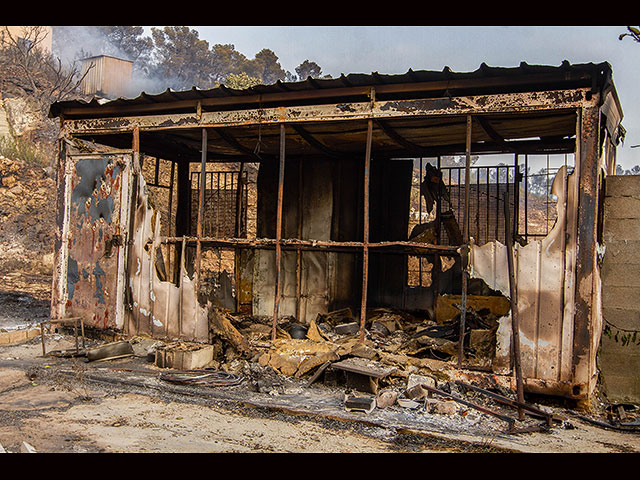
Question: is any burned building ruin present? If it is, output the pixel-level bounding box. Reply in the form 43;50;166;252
48;61;624;402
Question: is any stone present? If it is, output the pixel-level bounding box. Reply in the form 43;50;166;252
376;389;397;408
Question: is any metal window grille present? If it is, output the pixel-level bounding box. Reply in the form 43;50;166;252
190;170;248;238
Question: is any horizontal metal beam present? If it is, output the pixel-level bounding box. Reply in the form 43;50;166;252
157;236;461;254
63;88;594;136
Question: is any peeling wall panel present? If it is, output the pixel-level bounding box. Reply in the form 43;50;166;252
126;163;209;342
470;166;577;387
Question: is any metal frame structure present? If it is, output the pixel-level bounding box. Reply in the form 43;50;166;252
48;62;624;400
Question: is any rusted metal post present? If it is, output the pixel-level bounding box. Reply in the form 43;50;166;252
458;115;472;368
295;158;303;322
234;161;245;313
504;188;525;419
272;123;286;341
196;128;207;294
359;119;373;343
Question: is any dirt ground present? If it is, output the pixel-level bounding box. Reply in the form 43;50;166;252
1;336;640;454
1;274;640;455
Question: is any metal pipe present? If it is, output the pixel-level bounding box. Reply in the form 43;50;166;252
158;236;461;254
504;187;525;420
458;115;472;368
360;118;373;343
272;123;286;341
296;158;303;322
195;128;207;294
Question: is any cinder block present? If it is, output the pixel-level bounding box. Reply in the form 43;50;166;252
602;285;640;311
603;241;640;265
0;328;39;345
604;218;640;242
606;175;640;198
602;261;640;287
604;196;640;220
602;307;640;330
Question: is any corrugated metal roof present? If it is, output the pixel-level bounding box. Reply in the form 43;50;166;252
49;61;616;119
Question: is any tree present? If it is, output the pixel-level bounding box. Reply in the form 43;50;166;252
619;26;640;43
1;26;89;114
210;44;251;85
150;26;215;91
295;60;323;80
95;26;154;75
224;72;261;89
246;48;286;85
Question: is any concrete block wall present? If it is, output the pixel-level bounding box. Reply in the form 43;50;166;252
599;174;640;404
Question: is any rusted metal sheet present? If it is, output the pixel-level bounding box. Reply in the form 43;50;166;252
63;154;129;329
62;89;593;136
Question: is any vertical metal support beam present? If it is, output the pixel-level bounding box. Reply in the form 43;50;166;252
359;119;373;343
51;136;68;321
524;154;529;242
272;123;286;341
504;188;525;419
174;159;191;285
196;128;207;294
234;161;245;313
458;115;472;368
295;158;304;322
573;103;601;395
126;126;141;335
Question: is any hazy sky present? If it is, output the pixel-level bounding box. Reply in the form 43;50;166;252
149;26;640;168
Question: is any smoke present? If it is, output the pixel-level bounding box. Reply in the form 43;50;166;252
52;26;174;98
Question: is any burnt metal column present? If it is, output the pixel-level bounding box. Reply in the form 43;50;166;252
359;119;373;343
458;115;472;367
573;102;601;395
195;128;207;293
272;123;286;341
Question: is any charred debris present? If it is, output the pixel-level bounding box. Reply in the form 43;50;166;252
45;62;628;433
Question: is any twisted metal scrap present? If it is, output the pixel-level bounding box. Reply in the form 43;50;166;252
159;369;243;387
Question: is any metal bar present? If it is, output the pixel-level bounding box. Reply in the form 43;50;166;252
296;159;303;322
486;167;490;244
234;163;245;314
158;237;461;254
420;383;516;432
168;160;175;237
418;158;423;284
272;123;286;341
524;155;529;242
360;118;373;343
195;128;207;294
179;235;186;337
503;188;525;420
458;115;472;368
455;381;553;426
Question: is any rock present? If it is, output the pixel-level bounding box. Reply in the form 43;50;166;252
2;174;16;187
407;373;437;390
426;398;459;415
376;389;397;408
